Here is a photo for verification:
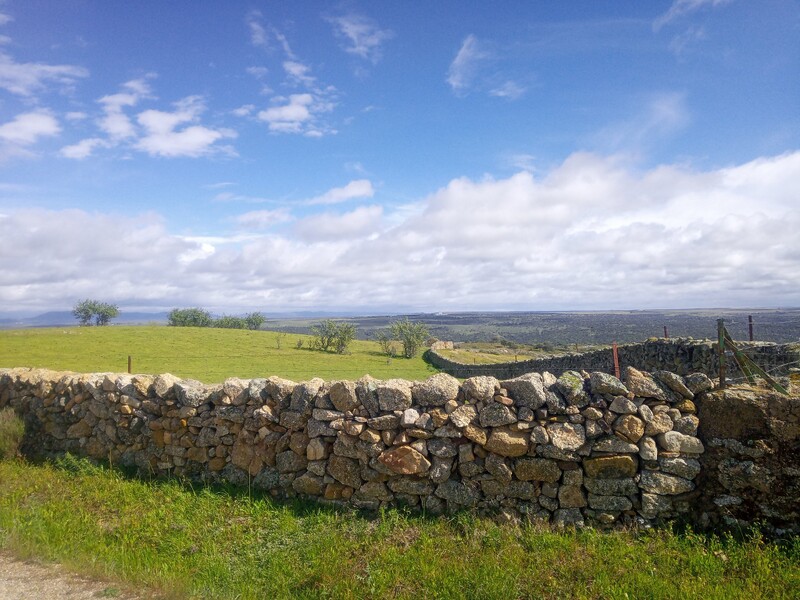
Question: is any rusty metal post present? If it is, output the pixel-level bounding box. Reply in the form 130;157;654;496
663;325;669;339
717;319;726;389
612;342;620;379
748;315;754;341
127;355;132;374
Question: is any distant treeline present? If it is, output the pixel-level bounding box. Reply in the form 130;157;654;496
167;308;265;331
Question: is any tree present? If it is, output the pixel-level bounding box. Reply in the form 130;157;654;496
390;318;430;358
72;299;119;326
333;323;357;354
311;319;357;354
213;315;247;329
375;330;398;357
167;307;213;327
245;312;266;330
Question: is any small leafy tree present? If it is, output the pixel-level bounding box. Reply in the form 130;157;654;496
375;330;398;357
390;318;430;358
72;299;95;326
311;319;357;354
72;299;119;326
167;307;213;327
245;312;266;330
333;323;357;354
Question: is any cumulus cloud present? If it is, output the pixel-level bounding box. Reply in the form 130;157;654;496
294;205;382;241
59;137;107;159
3;152;798;312
0;110;60;159
304;179;374;205
326;13;393;64
653;0;732;31
0;51;88;96
257;93;334;136
235;208;292;230
135;96;236;158
246;10;268;47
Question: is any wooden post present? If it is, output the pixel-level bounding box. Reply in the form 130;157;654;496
663;325;669;339
748;315;754;341
612;342;620;379
127;355;132;374
717;319;726;390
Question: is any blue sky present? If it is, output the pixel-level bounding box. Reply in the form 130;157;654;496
0;0;798;314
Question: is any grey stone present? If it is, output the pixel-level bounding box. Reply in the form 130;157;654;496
449;404;477;428
657;431;704;454
583;477;639;496
377;379;413;411
427;438;458;458
327;455;363;488
462;376;499;403
412;373;460;406
639;470;695;495
684;372;713;395
592;436;639;454
673;415;699;436
553;508;584;527
588;494;632;511
479;402;517;427
555;371;589;406
640;493;674;518
514;457;561;482
638;436;658;461
501;373;548;409
659;457;701;480
654;371;694;399
644;413;673;436
329;380;359;412
276;450;307;473
624;367;667;401
547;422;585;451
609;397;638;414
590;372;629;396
435;480;479;506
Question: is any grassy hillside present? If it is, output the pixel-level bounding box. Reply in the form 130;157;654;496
0;326;436;383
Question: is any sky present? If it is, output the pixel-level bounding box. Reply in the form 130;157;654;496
0;0;798;315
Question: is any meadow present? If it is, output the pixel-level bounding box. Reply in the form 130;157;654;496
0;452;798;600
0;326;436;383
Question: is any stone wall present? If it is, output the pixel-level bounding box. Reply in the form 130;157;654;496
694;388;800;535
1;366;719;529
426;338;800;381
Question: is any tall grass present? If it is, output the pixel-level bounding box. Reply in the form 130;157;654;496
0;407;23;459
0;456;798;599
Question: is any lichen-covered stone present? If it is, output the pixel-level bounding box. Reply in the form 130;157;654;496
590;372;629;396
555;371;588;405
479;402;517;427
329;380;359;412
501;373;547;409
412;373;460;406
624;367;667;401
639;470;695;495
377;379;413;411
514;457;561;482
583;455;637;479
462;376;498;403
547;422;585;451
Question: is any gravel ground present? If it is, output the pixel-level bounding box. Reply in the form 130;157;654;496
0;553;144;600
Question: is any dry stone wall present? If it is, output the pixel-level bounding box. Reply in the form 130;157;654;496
426;338;800;380
1;365;719;529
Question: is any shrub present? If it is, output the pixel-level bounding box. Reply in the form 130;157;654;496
167;308;213;327
390;318;430;358
214;316;248;329
375;330;398;357
311;320;357;354
0;408;24;459
245;312;266;330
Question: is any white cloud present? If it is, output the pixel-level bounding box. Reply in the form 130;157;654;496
592;91;690;152
654;0;733;31
0;110;60;145
0;110;60;159
97;77;153;140
232;104;255;117
283;60;316;87
0;13;13;26
447;35;489;93
3;152;798;312
65;111;88;121
0;51;88;96
257;93;335;136
246;10;268;47
489;81;526;100
135;96;237;158
59;137;107;159
235;208;292;230
305;179;374;205
326;13;393;64
246;66;268;79
669;25;707;56
294;205;383;241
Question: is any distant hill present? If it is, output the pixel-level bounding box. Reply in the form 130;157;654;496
0;311;169;329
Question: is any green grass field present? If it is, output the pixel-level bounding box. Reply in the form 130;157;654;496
0;454;797;600
0;326;437;383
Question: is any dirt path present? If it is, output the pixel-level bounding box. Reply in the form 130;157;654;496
0;553;144;600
